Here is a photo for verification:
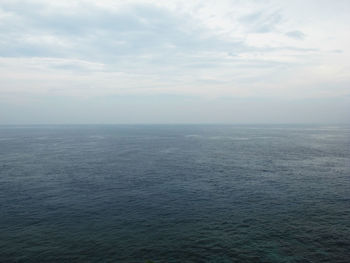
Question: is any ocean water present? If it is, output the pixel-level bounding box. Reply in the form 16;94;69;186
0;125;349;263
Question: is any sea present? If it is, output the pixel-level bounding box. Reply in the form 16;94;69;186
0;124;349;262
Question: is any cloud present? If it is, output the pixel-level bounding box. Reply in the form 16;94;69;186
239;10;283;33
0;1;315;66
0;0;349;123
285;30;305;40
1;2;235;56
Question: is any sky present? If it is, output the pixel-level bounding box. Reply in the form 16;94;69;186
0;0;349;124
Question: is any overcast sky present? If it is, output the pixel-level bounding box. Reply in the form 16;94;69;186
0;0;349;124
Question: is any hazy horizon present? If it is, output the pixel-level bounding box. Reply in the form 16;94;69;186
1;0;349;124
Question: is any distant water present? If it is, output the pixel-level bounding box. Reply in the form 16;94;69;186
0;125;349;262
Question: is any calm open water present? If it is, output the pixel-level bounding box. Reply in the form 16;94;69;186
0;125;349;262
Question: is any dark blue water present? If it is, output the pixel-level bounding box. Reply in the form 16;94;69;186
0;125;349;262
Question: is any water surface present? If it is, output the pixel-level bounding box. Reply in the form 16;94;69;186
0;125;349;262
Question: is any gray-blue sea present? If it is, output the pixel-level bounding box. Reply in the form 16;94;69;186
0;125;349;262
